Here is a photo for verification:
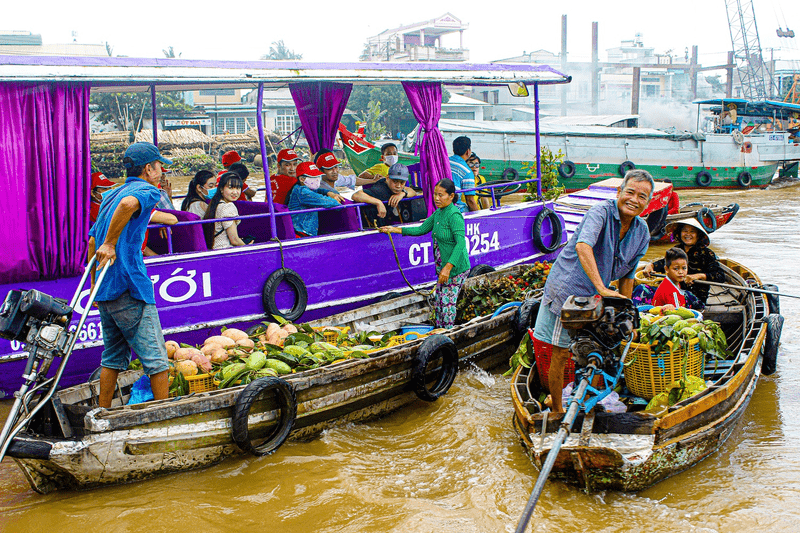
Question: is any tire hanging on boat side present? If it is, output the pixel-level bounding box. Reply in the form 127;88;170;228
261;268;308;322
557;161;576;179
232;376;297;456
695;170;712;187
532;208;563;254
411;335;459;402
761;314;784;376
695;207;717;233
737;171;752;188
761;284;780;315
618;161;635;176
468;264;495;278
513;298;540;347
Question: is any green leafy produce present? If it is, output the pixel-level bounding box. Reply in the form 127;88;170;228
456;262;551;323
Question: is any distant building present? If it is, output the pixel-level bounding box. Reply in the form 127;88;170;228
0;30;106;56
360;13;468;62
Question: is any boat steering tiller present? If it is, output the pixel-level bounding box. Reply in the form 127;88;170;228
515;295;638;532
0;256;112;462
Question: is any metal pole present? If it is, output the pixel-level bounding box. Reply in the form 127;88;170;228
631;67;641;115
561;14;568;117
256;82;277;238
514;375;591;533
592;22;599;115
151;85;158;146
534;83;542;198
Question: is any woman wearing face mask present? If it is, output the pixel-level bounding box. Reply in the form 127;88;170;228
181;170;216;217
287;162;341;237
379;178;471;328
203;172;247;249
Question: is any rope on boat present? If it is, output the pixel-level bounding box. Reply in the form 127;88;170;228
386;229;434;301
269;237;285;269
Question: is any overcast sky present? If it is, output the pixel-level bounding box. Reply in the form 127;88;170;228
6;0;800;70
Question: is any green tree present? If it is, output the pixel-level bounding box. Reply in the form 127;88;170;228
90;91;191;132
355;100;387;141
261;40;303;60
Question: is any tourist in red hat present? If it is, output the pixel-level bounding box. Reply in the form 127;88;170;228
89;172;118;223
314;149;374;194
270;148;302;205
221;150;241;169
286;162;341;237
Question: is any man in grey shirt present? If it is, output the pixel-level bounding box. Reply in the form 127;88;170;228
533;169;654;412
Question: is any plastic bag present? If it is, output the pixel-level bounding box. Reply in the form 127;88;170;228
560;383;627;413
127;374;154;405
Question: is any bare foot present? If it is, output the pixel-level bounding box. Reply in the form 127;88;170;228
543;395;565;414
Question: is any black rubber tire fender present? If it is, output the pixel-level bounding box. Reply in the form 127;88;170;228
761;314;784;376
468;264;496;278
761;284;780;315
696;170;713;187
696;207;717;233
558;160;576;179
261;268;308;322
618;161;635;176
646;205;669;239
411;334;459;402
378;292;402;302
532;208;563;254
724;202;740;221
501;167;519;181
231;376;297;456
513;298;541;346
737;171;753;188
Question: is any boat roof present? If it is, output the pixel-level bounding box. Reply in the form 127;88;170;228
693;98;800;114
0;55;571;92
540;114;639;127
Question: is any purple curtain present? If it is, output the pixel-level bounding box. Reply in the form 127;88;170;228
289;82;352;153
402;81;450;215
0;82;91;284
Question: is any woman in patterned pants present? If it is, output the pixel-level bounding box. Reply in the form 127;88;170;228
380;178;471;328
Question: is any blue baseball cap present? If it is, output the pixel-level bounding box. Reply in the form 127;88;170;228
387;163;410;181
123;142;173;169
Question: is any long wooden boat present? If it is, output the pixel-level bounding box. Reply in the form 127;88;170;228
651;201;739;244
343;99;800;190
5;266;533;494
511;259;783;492
0;56;570;398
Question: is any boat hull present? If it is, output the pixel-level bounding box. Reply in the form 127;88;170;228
6;268;528;493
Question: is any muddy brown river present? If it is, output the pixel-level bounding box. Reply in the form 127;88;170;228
1;185;798;532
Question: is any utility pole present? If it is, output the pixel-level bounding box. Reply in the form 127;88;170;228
631;67;641;115
561;15;568;116
592;21;599;115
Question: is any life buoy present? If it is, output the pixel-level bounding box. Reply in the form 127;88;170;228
696;207;717;233
468;264;495;278
231;377;296;456
761;314;784;376
696;170;713;187
761;284;780;315
513;298;540;347
411;334;459;402
618;161;635;176
261;268;308;322
501;167;519;181
558;160;576;179
737;171;752;188
532;208;563;254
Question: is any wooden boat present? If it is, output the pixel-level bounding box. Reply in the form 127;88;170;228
650;201;739;244
511;259;783;492
5;266;533;494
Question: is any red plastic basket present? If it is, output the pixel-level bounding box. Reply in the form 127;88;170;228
528;329;575;391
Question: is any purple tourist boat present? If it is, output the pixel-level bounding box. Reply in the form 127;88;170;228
0;56;571;398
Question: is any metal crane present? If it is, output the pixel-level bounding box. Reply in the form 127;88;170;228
724;0;772;100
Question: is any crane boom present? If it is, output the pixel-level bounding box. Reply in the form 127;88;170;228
724;0;771;100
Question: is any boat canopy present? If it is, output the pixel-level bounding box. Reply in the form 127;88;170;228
438;119;704;141
0;55;571;92
693;98;800;116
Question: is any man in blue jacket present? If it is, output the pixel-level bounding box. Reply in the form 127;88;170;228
88;143;172;408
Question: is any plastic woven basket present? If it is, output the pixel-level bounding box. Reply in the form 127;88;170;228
186;373;215;394
634;269;662;287
529;330;575;391
623;337;703;400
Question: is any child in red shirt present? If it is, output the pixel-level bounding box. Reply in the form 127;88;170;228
652;247;688;310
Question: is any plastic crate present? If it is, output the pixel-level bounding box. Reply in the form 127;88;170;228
186;373;215;394
623;337;703;400
528;330;575;391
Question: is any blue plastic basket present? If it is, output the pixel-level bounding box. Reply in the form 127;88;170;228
400;325;434;340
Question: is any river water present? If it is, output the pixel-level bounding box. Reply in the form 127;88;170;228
1;185;798;532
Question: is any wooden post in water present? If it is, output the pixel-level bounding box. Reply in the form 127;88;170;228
726;51;734;98
631;67;641;115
